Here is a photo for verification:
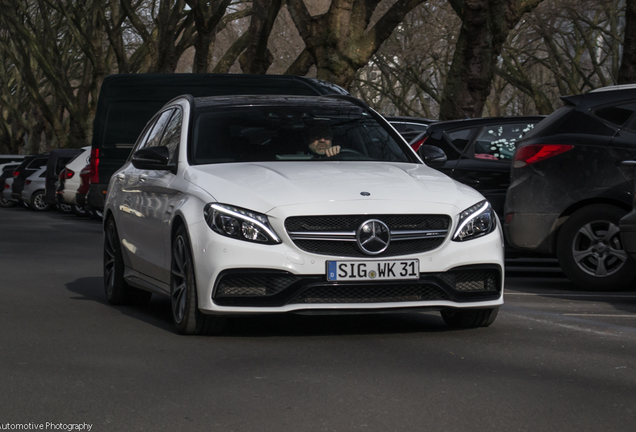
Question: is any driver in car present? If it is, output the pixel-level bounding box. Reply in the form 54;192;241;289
307;125;341;158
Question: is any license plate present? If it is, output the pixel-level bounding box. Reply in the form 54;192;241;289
327;259;420;281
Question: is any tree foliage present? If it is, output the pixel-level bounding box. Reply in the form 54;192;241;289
0;0;632;154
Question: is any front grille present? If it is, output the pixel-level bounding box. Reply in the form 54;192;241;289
212;265;501;307
438;270;499;292
285;214;451;257
291;284;449;304
216;273;302;297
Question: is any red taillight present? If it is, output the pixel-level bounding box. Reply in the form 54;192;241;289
90;148;99;184
513;144;574;168
4;183;9;189
65;169;75;179
13;171;19;177
411;135;428;153
25;180;31;185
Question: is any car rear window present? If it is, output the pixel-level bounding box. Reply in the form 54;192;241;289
192;105;413;164
102;102;166;149
473;123;537;160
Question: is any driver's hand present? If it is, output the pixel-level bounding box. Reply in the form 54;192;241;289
325;146;341;158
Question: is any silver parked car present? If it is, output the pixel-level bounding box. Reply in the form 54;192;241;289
21;167;50;211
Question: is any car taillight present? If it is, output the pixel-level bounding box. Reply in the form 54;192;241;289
13;171;19;177
4;183;9;189
513;144;574;168
90;148;99;184
65;169;75;179
411;135;428;153
25;180;31;185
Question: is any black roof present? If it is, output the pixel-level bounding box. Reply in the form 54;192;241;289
562;86;636;108
190;94;361;110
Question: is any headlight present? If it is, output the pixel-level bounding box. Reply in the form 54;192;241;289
452;200;496;242
203;203;281;245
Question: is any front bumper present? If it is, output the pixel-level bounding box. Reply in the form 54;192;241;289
188;219;505;314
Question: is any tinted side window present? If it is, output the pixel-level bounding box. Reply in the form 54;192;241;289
595;105;634;126
473;123;537;161
143;110;174;150
554;109;616;136
27;158;48;169
159;108;183;161
102;102;165;148
446;128;477;153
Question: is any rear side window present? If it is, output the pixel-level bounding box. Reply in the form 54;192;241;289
595;105;635;126
102;102;167;148
544;107;616;136
446;128;477;152
473;123;537;161
27;158;47;169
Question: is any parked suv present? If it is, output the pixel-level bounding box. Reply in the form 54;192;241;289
505;85;636;290
411;116;545;222
88;73;349;212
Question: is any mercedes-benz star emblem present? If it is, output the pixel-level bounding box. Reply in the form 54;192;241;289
356;219;391;255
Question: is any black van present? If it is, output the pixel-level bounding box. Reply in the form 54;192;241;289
88;74;348;211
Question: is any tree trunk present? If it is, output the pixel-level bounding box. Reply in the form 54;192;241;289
619;0;636;84
439;0;544;120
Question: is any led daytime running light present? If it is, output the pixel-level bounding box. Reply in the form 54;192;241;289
206;203;281;244
453;201;495;241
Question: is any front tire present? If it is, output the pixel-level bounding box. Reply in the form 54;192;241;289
171;225;222;335
557;205;636;291
441;307;499;328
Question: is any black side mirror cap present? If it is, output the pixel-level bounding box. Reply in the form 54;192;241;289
418;145;447;169
131;146;176;173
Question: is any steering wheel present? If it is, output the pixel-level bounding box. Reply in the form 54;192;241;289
327;148;368;160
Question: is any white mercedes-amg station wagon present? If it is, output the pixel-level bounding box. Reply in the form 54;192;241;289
103;94;504;335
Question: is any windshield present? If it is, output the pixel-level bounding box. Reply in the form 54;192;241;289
191;104;414;164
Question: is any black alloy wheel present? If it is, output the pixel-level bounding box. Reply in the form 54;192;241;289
441;307;499;328
0;196;16;208
103;217;152;306
56;202;72;213
171;225;223;335
30;191;51;211
72;204;87;217
557;204;636;291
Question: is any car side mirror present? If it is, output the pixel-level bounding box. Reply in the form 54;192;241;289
418;145;447;169
131;146;176;173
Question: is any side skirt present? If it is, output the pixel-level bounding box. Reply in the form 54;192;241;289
124;267;171;297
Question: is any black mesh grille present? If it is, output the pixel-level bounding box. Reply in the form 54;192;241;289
285;214;450;232
292;238;444;258
216;274;302;297
291;284;449;304
285;214;450;257
438;270;499;292
212;265;502;307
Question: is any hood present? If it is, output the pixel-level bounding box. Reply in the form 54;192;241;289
184;162;483;214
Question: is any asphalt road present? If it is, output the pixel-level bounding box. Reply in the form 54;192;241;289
1;206;635;432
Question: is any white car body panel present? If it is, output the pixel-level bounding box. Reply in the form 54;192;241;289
105;96;504;319
59;146;91;204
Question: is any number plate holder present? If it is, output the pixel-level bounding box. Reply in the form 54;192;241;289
327;259;420;281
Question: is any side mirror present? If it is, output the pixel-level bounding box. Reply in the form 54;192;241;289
131;146;176;172
418;145;447;169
